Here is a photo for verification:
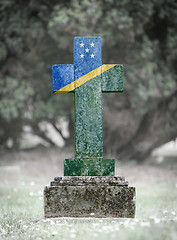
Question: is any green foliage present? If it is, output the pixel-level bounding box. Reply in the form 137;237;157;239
0;0;176;148
0;77;34;121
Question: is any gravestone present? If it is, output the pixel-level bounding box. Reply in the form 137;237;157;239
44;37;136;218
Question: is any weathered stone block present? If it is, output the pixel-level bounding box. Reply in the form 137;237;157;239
64;159;115;176
44;176;136;218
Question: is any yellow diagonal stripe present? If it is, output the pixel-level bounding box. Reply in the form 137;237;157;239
55;64;116;93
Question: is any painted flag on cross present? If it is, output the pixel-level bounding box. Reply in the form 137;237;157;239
52;37;123;93
74;37;102;80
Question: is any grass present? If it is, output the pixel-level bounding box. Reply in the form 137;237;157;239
0;147;177;239
0;179;177;240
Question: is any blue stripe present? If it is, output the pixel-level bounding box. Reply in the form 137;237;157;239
74;37;102;80
52;64;74;92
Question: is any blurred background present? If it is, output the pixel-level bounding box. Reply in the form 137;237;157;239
1;2;177;238
0;0;177;164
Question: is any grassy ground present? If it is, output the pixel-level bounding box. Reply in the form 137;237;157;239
0;148;177;239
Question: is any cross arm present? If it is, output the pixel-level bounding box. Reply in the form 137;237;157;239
52;64;74;93
101;64;123;92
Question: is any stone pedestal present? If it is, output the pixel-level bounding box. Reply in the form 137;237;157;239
44;176;136;218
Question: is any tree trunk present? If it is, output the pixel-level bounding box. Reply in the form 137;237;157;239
103;90;177;161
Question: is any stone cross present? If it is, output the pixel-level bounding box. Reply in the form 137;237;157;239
44;37;135;219
53;37;123;176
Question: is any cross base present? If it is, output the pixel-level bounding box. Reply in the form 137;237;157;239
64;158;115;176
44;176;136;218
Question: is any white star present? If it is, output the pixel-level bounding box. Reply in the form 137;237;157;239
85;48;89;52
90;54;95;58
80;54;84;58
80;43;84;47
90;42;95;47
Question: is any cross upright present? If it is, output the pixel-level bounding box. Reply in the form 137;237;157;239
53;37;123;176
